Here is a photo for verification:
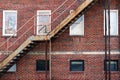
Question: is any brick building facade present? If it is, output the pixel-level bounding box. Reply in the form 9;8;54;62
0;0;119;80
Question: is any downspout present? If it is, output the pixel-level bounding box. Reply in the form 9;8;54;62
104;0;108;79
107;0;111;80
45;40;48;80
49;37;52;80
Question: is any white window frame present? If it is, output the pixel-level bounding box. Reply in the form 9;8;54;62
104;10;118;36
37;10;51;35
3;10;17;36
69;15;84;36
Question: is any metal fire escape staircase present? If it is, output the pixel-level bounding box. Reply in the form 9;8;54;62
0;0;97;77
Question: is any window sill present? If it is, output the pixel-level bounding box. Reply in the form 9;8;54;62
36;71;49;72
103;35;119;37
1;35;17;38
70;71;84;73
69;35;84;37
104;71;119;73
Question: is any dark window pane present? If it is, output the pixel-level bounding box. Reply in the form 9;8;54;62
105;60;118;71
70;60;84;71
36;60;49;71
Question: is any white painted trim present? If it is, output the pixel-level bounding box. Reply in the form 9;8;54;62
69;14;84;36
3;10;17;36
37;10;51;35
52;51;120;54
28;51;120;55
104;10;119;36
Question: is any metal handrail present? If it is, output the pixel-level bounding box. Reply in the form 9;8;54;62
0;0;81;52
0;0;70;51
38;25;47;33
7;24;34;50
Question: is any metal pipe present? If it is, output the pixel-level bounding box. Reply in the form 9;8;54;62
45;40;48;80
49;38;52;80
104;0;108;79
108;0;111;80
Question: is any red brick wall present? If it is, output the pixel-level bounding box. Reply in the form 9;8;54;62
0;0;119;51
0;0;119;80
0;0;81;51
0;53;119;80
31;0;120;52
50;0;120;51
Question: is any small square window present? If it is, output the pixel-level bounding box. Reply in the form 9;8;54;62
70;60;84;71
36;60;49;71
104;60;118;71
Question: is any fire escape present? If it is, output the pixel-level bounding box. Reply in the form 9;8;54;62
0;0;116;80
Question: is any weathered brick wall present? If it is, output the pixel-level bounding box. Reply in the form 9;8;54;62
0;53;119;80
50;0;120;51
0;0;119;80
0;0;81;61
0;0;119;51
0;0;81;51
32;0;120;52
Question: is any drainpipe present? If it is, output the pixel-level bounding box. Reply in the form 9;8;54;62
45;40;48;80
104;0;108;79
49;38;52;80
107;0;111;80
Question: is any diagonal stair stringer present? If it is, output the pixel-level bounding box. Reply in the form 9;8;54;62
49;0;96;38
0;35;49;71
0;0;97;77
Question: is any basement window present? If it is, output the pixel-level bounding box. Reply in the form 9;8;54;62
69;10;84;36
70;60;84;71
8;64;16;72
104;10;118;36
104;60;118;71
36;60;49;71
3;10;17;36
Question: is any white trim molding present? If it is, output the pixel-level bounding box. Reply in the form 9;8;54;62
28;51;120;55
3;10;17;36
37;10;51;35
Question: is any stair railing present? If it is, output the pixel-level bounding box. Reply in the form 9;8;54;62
0;0;82;56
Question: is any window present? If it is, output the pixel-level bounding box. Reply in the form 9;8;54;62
104;60;118;71
69;13;84;36
36;60;49;71
8;64;16;72
104;10;118;36
70;60;84;71
37;10;51;35
3;10;17;36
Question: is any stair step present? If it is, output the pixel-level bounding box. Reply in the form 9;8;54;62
19;50;24;54
30;42;37;45
26;45;34;48
13;57;20;61
23;48;29;50
0;69;3;72
10;60;15;63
